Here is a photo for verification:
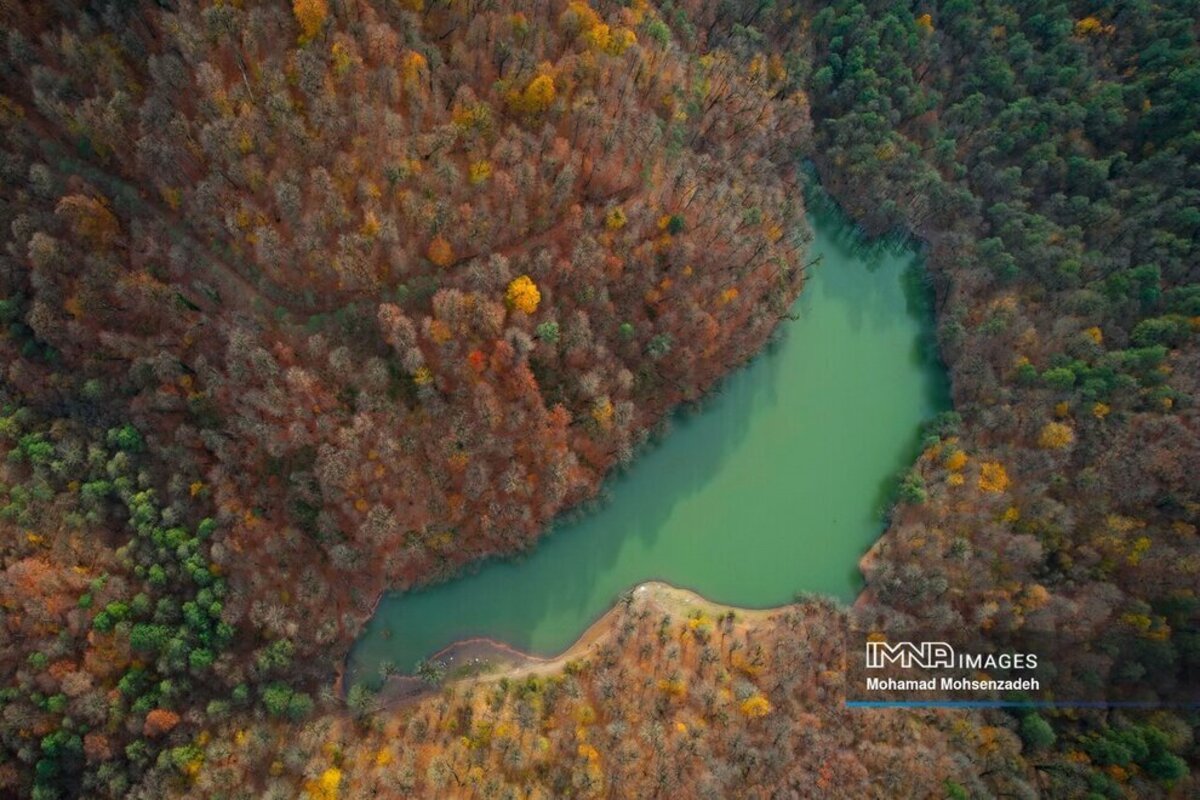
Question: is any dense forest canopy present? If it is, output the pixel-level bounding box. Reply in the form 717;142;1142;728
809;0;1200;698
0;0;1196;798
805;0;1200;795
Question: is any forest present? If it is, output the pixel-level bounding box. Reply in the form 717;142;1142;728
0;0;1196;798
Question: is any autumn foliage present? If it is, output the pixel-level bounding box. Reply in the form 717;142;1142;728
293;0;328;41
508;73;557;113
0;2;815;794
1;0;1195;798
1037;421;1075;449
812;0;1200;792
155;589;1011;798
505;275;541;314
426;236;454;268
143;709;181;738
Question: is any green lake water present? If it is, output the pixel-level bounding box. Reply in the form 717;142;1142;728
347;199;948;685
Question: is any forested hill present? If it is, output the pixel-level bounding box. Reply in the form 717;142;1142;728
0;2;811;797
0;1;1197;798
805;0;1200;794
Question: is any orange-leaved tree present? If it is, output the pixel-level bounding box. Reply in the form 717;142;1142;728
427;236;454;267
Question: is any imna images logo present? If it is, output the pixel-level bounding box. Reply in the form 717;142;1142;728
858;640;1044;696
865;641;955;669
864;640;1039;671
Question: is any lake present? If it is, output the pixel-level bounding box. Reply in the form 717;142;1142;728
347;194;948;685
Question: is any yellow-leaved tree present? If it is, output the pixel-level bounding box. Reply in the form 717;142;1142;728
604;207;627;230
1038;421;1075;449
978;462;1010;493
506;275;541;314
293;0;328;42
468;160;493;184
740;694;772;718
306;767;341;800
510;74;556;113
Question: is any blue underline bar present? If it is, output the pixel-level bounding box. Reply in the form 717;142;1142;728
845;700;1200;709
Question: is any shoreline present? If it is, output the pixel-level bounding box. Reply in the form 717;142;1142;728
350;535;883;706
335;572;835;700
363;580;789;708
338;534;867;694
336;407;893;701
